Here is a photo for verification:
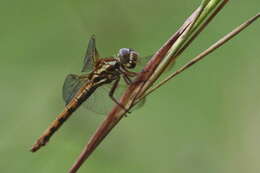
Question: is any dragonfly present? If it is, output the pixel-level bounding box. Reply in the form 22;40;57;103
30;35;148;152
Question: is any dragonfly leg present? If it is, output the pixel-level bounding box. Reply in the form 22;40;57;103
123;73;148;87
120;68;147;86
109;77;131;115
122;74;133;85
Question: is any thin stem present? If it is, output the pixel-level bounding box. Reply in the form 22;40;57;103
136;0;225;98
133;0;228;103
138;13;260;101
175;0;229;58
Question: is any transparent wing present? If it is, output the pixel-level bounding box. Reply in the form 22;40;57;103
62;74;125;115
139;55;153;65
133;97;146;110
126;53;177;111
83;82;146;114
62;74;89;105
82;83;123;114
81;35;100;72
62;74;145;115
132;54;153;73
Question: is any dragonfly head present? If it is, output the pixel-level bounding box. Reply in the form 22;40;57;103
118;48;139;69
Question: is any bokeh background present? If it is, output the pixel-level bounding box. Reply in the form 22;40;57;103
1;0;260;173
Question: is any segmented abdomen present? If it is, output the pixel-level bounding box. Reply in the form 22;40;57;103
31;82;98;152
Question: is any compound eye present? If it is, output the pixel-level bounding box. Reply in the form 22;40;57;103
118;48;130;58
118;48;131;64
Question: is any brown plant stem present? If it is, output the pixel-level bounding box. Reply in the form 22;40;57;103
68;7;203;173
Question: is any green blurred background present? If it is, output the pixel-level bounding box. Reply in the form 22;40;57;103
1;0;259;172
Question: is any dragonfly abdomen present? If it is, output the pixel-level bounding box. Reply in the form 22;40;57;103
31;79;111;152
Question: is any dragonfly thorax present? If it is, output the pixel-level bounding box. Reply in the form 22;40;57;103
118;48;139;69
94;59;120;76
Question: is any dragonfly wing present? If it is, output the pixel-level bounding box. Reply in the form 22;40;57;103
139;55;153;64
132;55;153;72
63;74;145;115
62;74;121;115
81;85;114;114
81;35;100;72
133;97;146;110
62;74;89;105
82;82;146;115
